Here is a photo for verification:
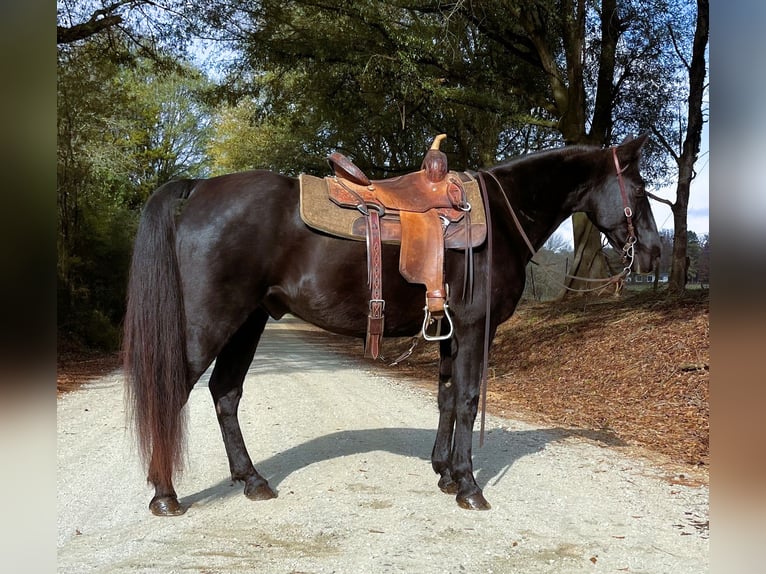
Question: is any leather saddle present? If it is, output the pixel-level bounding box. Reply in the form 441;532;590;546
304;135;486;359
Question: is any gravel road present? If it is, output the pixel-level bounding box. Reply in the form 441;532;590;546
57;317;708;573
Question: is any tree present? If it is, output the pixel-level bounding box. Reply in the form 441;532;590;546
648;0;708;293
697;234;709;286
657;228;674;277
57;0;200;70
685;230;702;283
523;233;574;301
458;0;688;292
57;0;130;44
197;1;558;175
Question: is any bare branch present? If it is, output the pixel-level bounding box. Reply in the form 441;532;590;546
647;191;673;208
58;15;123;44
650;126;680;163
666;23;691;71
57;0;137;44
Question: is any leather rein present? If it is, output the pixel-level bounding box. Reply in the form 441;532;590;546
472;146;638;445
488;146;638;293
393;146;638;448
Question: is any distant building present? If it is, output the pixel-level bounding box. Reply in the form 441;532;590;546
626;273;668;284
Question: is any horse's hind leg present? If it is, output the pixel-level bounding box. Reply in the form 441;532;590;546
209;307;277;501
148;448;187;516
432;338;458;494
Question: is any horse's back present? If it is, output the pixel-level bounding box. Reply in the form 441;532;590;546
174;169;426;344
179;170;298;229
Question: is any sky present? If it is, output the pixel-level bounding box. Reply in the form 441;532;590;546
648;122;710;238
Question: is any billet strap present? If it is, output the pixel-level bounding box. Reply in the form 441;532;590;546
364;208;384;359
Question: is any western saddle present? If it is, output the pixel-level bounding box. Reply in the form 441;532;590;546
304;135;486;359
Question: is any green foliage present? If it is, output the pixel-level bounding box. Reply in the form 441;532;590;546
207;95;331;176
200;0;696;182
205;0;554;176
657;228;675;275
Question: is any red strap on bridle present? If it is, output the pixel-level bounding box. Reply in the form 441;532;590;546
611;147;636;245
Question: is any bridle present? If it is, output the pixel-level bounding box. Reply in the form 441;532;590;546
611;146;638;280
479;146;638;278
558;146;640;292
552;147;639;292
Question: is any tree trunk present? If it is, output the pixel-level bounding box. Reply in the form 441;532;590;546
567;213;612;291
667;0;708;294
668;198;689;292
562;0;619;295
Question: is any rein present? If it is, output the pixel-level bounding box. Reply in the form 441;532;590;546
476;171;494;447
393;146;638;447
484;147;637;293
472;146;638;444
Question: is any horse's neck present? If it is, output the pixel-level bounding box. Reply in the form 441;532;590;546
491;152;590;251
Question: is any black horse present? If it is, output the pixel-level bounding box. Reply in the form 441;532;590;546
123;135;661;516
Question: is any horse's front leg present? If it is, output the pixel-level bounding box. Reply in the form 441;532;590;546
450;329;491;510
432;338;458;494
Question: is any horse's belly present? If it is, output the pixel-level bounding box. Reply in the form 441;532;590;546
262;286;423;339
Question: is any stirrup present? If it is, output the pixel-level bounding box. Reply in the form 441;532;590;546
421;303;454;341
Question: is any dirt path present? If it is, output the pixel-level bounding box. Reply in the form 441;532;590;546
57;318;708;573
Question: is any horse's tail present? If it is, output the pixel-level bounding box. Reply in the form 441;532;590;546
123;179;196;485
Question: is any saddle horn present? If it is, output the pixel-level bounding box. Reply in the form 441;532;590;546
422;134;449;183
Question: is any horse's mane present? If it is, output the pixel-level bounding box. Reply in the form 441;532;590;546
489;144;601;171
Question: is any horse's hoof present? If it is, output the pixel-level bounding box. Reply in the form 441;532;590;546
149;496;186;516
438;476;459;494
457;492;491;510
244;482;277;501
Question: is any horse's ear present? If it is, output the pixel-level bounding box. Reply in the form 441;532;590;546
619;134;635;144
634;132;650;148
617;132;650;160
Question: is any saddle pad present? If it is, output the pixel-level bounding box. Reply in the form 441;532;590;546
299;172;487;248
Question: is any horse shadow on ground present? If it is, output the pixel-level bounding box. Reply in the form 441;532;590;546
180;425;625;509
